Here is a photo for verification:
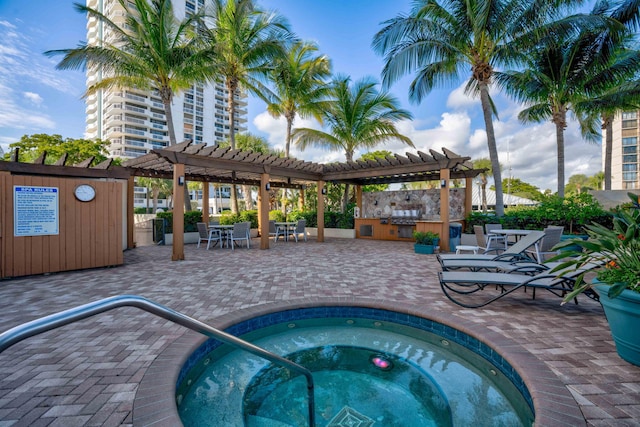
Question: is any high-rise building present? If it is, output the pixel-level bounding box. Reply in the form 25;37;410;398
604;110;639;190
84;0;248;159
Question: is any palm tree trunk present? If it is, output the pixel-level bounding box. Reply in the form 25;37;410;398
227;79;239;213
554;118;566;198
481;182;488;213
242;184;253;210
478;83;504;216
603;114;613;191
281;115;295;214
162;91;191;212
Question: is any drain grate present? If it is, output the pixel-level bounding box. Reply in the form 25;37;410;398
327;406;374;427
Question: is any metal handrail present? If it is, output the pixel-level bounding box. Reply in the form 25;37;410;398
0;295;316;426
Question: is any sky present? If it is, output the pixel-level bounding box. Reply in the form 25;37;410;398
0;0;603;192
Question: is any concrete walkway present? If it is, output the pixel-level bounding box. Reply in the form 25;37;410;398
0;238;638;426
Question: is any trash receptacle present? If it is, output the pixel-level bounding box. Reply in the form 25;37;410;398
449;222;462;253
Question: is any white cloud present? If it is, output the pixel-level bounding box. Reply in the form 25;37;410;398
446;82;478;110
24;91;43;106
0;83;55;131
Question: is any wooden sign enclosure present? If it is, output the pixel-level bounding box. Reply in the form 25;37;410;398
1;172;124;278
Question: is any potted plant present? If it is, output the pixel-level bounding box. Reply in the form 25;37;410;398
551;192;640;366
413;231;439;254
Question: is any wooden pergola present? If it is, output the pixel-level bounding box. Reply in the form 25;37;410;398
123;141;483;260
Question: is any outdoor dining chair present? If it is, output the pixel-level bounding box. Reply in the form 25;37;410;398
288;219;307;242
196;222;222;250
485;223;508;248
473;225;506;254
527;226;564;263
268;220;279;241
228;221;251;250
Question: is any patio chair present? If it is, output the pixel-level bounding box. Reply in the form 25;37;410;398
268;220;278;241
287;219;307;242
527;226;564;263
228;221;251;250
437;230;545;268
474;225;507;254
438;262;601;308
196;222;222;250
485;223;508;248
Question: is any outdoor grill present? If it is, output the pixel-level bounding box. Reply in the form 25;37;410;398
388;209;421;225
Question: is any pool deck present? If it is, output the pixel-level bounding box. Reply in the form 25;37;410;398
0;237;638;426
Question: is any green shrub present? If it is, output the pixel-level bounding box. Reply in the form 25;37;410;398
219;211;241;225
155;210;202;233
269;210;286;222
466;193;611;234
239;210;259;228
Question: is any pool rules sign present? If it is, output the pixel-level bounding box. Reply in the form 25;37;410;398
14;186;59;236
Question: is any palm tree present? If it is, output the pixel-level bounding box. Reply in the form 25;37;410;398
372;0;585;215
202;0;292;213
495;4;632;197
293;75;414;211
267;41;332;158
267;40;331;213
575;0;640;190
225;133;271;210
46;0;207;212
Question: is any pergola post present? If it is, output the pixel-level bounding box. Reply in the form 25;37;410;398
259;172;270;249
440;168;451;252
202;181;209;223
127;176;135;249
317;181;325;242
172;163;185;261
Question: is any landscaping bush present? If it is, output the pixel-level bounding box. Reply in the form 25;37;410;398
466;193;611;234
156;210;202;233
269;210;286;222
288;209;354;229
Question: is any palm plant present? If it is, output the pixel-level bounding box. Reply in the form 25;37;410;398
372;0;585;215
46;0;208;211
293;75;414;211
267;40;332;158
495;2;633;197
202;0;292;213
575;0;640;190
267;40;331;213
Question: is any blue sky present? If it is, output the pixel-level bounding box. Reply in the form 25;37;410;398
0;0;603;191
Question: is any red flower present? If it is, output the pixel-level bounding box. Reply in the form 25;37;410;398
618;234;625;241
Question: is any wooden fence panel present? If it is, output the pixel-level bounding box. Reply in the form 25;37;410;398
1;175;124;278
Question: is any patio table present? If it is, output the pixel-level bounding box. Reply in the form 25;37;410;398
275;222;296;242
209;224;234;248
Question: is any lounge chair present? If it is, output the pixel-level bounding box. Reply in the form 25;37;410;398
437;230;546;268
438;263;601;308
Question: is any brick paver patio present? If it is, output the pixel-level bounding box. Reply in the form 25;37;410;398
0;238;639;426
